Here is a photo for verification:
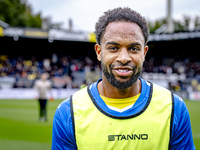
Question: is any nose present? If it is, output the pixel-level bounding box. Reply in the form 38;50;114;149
116;48;132;65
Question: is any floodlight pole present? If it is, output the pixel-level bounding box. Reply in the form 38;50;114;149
166;0;174;33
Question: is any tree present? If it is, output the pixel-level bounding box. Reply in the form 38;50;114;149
182;15;191;31
0;0;42;27
148;18;166;33
173;20;184;32
194;16;200;30
148;15;200;33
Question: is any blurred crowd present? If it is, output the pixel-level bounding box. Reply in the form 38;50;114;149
143;57;200;77
0;54;200;90
0;54;101;88
143;57;200;92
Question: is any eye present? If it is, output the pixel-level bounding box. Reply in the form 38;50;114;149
108;46;119;51
129;47;140;52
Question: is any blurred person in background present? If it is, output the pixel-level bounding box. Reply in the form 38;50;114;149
34;73;53;122
51;7;195;149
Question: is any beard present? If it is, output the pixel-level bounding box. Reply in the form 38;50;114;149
102;62;142;90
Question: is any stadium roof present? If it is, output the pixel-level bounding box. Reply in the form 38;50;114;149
149;32;200;41
0;20;9;29
0;21;200;43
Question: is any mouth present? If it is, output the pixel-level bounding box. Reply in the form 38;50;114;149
117;69;131;72
113;67;134;77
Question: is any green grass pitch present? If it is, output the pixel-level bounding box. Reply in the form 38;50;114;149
0;99;199;150
0;99;62;150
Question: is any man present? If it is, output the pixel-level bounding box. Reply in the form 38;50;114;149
52;7;195;149
34;73;52;122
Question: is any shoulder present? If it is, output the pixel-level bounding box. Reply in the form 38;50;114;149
172;94;189;131
147;82;195;149
172;94;190;127
52;98;77;149
54;98;71;127
173;94;185;108
34;79;40;84
47;80;52;84
173;94;189;121
34;80;41;88
55;98;71;121
54;87;89;128
150;82;189;117
170;94;195;149
72;86;91;106
152;82;171;95
149;82;172;104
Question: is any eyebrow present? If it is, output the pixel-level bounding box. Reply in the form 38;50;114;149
106;41;142;47
106;42;120;45
130;42;142;47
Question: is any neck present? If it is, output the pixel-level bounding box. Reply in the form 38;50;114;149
97;77;141;99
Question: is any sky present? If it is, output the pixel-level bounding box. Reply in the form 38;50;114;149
27;0;200;32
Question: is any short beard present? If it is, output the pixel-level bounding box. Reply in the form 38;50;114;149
102;62;141;90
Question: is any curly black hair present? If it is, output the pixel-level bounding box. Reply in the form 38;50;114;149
95;7;149;45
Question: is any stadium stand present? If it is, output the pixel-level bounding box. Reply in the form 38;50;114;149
0;53;199;91
0;21;200;100
0;54;101;89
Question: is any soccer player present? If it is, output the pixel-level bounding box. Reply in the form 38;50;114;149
51;7;195;149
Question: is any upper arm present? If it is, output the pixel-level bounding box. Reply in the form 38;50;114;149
51;99;77;150
170;94;195;150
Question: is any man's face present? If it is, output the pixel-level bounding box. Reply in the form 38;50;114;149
95;21;148;90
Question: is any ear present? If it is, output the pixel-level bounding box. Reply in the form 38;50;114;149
143;45;148;61
95;44;102;61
